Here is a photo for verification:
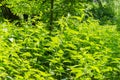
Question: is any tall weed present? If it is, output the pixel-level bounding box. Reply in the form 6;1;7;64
0;16;120;79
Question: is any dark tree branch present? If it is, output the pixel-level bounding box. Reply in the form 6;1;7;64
50;0;54;32
1;5;20;21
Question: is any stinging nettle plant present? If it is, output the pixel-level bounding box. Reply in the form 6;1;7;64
0;0;120;80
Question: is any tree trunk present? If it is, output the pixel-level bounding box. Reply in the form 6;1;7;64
50;0;54;32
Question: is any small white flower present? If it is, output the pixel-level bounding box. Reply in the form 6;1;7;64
2;28;8;32
67;13;71;17
8;38;14;42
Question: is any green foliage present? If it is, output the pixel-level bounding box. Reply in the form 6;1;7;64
0;16;120;79
90;0;115;25
0;0;120;80
0;0;89;22
113;0;120;30
0;0;117;25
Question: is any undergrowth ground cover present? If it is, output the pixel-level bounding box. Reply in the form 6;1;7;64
0;16;120;80
0;0;120;80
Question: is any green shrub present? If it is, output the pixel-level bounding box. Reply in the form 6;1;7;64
0;16;120;80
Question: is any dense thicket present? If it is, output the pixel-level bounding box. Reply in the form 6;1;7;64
0;0;120;80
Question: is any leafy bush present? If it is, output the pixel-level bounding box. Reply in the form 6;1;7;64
0;16;120;80
113;0;120;30
0;0;91;23
90;0;115;25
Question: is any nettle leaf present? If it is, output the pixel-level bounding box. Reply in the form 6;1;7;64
56;66;64;72
49;58;61;64
64;43;77;50
0;72;8;78
0;67;5;71
15;75;24;80
91;66;100;73
51;36;60;44
56;49;64;57
21;52;32;58
76;70;83;79
83;54;95;61
70;67;83;78
71;14;85;22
